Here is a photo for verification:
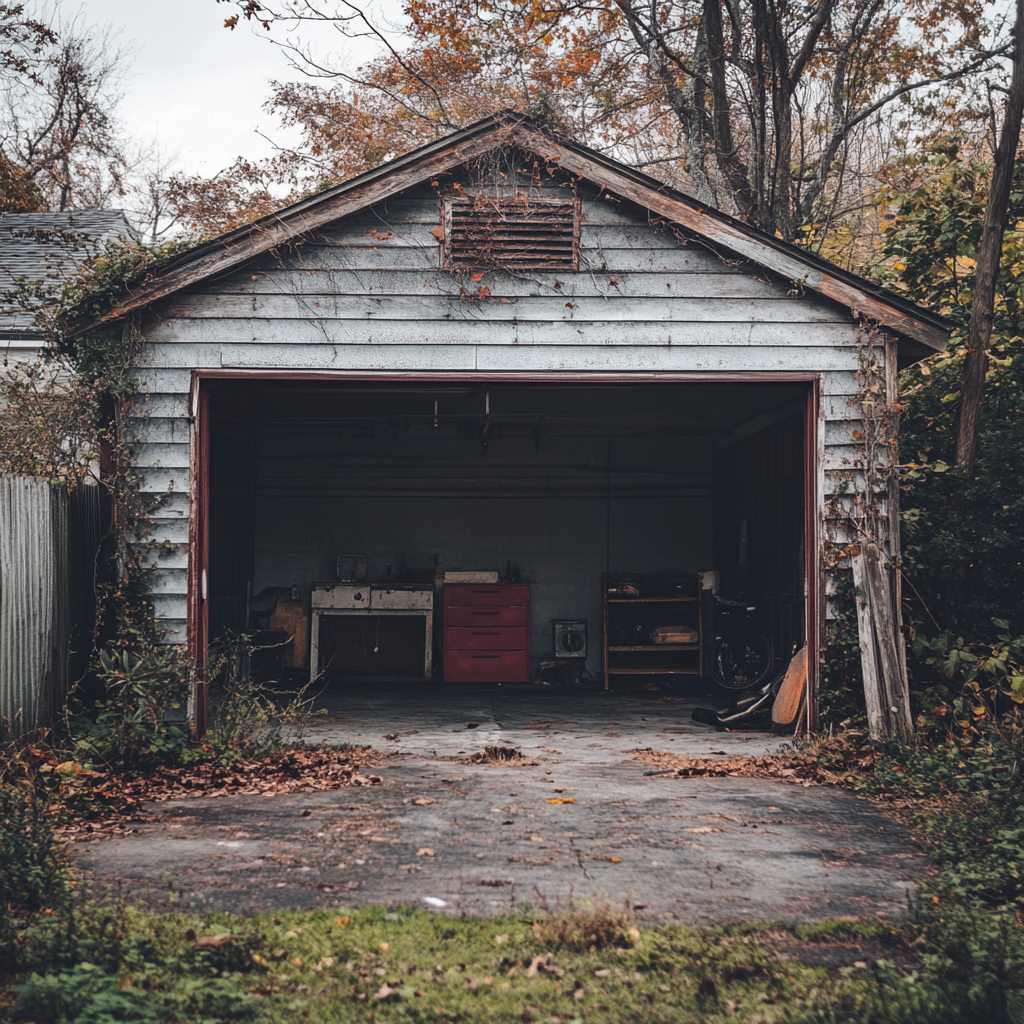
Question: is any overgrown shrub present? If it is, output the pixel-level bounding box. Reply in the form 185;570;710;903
14;963;161;1024
880;149;1024;714
0;751;68;967
202;633;315;763
0;767;66;920
75;646;192;770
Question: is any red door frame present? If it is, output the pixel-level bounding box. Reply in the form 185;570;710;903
187;369;822;735
187;378;211;733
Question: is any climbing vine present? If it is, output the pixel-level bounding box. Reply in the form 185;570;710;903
1;237;192;654
821;323;908;726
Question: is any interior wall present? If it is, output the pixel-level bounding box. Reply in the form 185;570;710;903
245;425;712;678
252;495;709;678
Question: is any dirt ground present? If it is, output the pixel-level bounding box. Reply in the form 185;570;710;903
74;687;922;922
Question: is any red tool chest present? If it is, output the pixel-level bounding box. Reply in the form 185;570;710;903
443;584;530;683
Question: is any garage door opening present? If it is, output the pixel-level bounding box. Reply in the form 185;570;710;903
192;376;815;715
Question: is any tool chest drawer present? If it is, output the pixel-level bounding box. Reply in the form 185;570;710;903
444;584;530;608
443;651;530;684
446;627;528;652
445;605;528;628
443;582;529;682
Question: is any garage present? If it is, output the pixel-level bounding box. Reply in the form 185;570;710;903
199;376;811;702
97;112;948;731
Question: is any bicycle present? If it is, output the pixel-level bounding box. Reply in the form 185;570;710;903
709;595;775;693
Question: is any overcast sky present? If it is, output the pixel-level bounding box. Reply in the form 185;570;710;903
79;0;391;178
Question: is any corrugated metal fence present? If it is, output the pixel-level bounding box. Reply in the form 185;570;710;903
0;476;109;735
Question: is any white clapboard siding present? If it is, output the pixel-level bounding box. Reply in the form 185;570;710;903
160;621;187;643
151;594;188;621
145;494;190;519
144;520;189;544
313;222;692;251
134;443;190;469
145;568;189;594
140;319;860;349
134;543;189;570
125;418;191;444
130;363;867;399
268;246;745;273
130;393;192;419
203;269;780;299
161;294;846;324
137;468;188;494
824;419;864;445
134;343;862;375
127;175;887;642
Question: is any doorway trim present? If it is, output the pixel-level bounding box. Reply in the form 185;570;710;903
187;369;822;735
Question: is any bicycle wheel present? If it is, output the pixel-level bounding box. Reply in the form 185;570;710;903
712;634;774;691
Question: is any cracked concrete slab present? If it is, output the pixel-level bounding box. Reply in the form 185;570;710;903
73;688;922;922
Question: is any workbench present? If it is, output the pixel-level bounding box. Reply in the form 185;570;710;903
309;582;434;682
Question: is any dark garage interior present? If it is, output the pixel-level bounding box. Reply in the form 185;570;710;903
203;380;808;694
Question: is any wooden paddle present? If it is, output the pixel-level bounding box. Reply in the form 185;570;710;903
772;645;807;731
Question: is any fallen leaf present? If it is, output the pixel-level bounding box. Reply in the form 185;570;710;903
527;955;550;977
546;797;576;805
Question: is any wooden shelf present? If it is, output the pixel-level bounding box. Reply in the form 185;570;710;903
608;643;700;652
603;573;703;690
607;667;701;676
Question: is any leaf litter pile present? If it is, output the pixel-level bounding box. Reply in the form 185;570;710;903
463;744;534;765
50;747;383;841
632;737;880;788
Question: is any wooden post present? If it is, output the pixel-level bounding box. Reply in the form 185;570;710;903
852;543;914;741
852;548;886;739
865;543;913;740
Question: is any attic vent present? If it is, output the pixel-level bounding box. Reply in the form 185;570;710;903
442;195;579;271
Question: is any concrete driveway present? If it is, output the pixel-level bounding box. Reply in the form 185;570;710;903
75;687;922;922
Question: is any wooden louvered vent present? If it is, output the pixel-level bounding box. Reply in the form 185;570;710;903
442;195;579;271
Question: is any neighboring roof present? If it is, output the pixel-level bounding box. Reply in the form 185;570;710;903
1;209;134;337
87;112;951;357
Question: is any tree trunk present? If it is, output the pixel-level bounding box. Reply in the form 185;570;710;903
956;0;1024;472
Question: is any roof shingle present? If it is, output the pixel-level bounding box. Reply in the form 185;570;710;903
0;210;134;336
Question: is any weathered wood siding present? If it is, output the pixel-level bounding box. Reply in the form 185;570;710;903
126;181;879;642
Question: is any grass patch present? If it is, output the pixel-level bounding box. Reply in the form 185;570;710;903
6;719;1024;1020
3;904;894;1023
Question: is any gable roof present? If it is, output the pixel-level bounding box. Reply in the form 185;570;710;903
1;209;135;338
89;112;950;359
